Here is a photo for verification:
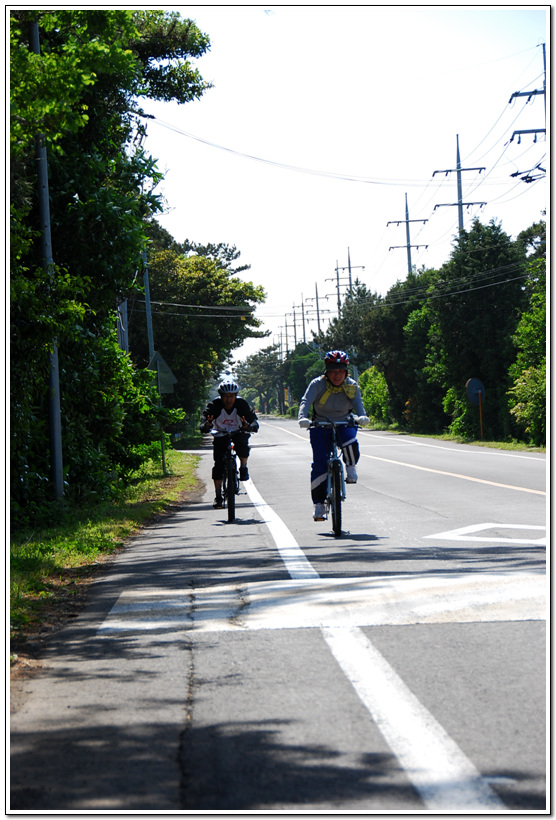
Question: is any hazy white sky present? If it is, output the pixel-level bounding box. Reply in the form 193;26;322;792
141;6;548;360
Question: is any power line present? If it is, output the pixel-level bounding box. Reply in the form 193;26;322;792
135;298;255;312
150;117;442;187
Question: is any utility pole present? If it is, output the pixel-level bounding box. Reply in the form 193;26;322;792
387;192;428;274
337;248;365;291
281;318;290;355
433;135;486;233
117;300;128;353
30;20;64;501
292;295;307;344
286;308;298;347
305;285;332;337
142;249;155;361
142;250;167;474
508;43;546;182
326;261;352;317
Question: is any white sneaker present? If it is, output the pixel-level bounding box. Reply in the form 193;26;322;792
346;465;358;484
313;503;326;521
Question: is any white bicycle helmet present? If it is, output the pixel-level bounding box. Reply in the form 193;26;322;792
218;380;239;396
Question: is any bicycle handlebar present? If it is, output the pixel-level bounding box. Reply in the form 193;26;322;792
310;414;361;428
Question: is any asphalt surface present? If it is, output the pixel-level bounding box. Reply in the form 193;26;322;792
10;419;547;811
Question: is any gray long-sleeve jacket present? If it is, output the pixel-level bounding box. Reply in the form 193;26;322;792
298;375;366;422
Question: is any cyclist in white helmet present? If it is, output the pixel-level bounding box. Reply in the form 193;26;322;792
200;380;259;508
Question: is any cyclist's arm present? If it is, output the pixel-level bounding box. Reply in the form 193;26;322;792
236;399;259;430
200;402;216;433
298;378;323;421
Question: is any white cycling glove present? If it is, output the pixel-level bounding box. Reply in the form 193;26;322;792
357;415;370;425
298;418;311;429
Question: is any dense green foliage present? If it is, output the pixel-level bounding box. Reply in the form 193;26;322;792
128;222;266;429
238;219;545;445
507;257;546;445
10;10;265;524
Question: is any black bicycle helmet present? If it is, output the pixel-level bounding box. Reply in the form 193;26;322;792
218;379;239;396
324;350;349;371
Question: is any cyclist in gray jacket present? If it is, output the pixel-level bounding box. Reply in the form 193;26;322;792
298;350;368;520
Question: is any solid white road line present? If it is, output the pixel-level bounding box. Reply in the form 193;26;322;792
244;478;506;810
360;452;545;495
322;625;505;810
243;479;319;579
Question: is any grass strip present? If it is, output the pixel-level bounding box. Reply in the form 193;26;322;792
10;449;201;654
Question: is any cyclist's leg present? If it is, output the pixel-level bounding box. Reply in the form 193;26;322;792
338;426;359;484
232;432;251;480
338;426;359;465
309;427;330;505
212;438;226;506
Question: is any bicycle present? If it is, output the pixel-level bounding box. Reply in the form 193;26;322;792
212;431;241;522
310;414;360;537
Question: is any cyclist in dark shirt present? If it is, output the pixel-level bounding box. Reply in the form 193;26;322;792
200;380;259;508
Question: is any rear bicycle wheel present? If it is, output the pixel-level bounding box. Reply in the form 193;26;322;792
226;457;236;522
331;460;342;537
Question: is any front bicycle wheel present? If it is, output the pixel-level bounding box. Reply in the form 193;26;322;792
330;460;342;537
226;457;236;522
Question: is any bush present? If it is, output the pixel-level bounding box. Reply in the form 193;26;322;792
508;363;546;446
360;366;392;425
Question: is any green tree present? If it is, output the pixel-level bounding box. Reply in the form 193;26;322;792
319;282;380;369
10;10;212;515
236;345;284;413
359;367;392;425
422;219;527;438
507;257;546;445
127;234;266;424
516;219;546;261
361;268;440;426
281;344;322;403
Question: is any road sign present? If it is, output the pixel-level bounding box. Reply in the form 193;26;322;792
148;352;178;394
466;378;485;406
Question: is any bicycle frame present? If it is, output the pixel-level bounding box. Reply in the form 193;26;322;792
310;416;356;537
212;432;240;522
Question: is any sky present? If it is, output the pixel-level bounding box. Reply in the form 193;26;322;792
140;6;548;362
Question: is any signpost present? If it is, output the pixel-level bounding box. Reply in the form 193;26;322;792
466;378;485;439
148;352;178;474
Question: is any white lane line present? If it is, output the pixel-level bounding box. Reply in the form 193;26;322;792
322;626;504;810
260;421;308;442
243;479;319;579
244;478;506;810
359;432;545;461
360;452;545;495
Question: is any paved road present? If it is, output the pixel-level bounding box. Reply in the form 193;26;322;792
10;420;547;811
